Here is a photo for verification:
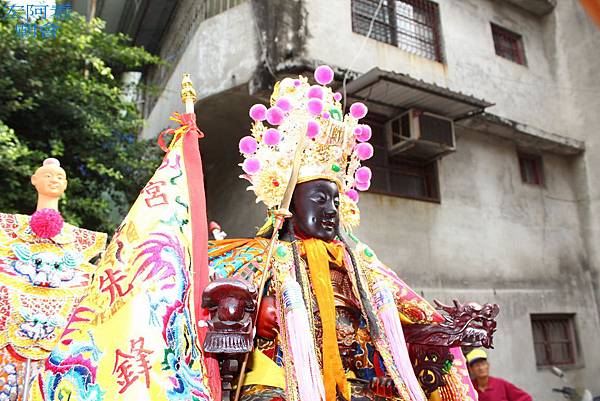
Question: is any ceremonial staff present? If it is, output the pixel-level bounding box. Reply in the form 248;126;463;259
232;129;308;401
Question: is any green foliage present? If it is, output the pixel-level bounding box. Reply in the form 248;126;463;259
0;5;163;233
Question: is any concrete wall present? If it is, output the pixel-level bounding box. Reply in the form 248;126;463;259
140;1;259;140
305;0;566;134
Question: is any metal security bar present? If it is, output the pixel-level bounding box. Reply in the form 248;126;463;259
352;0;443;62
491;23;526;65
531;314;577;366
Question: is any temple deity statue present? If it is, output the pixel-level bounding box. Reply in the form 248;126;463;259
203;67;499;401
0;158;107;400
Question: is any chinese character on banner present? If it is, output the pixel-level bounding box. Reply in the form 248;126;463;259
112;337;154;394
3;4;25;20
15;23;36;38
26;4;47;20
52;3;71;20
143;181;168;208
39;22;58;38
99;268;134;306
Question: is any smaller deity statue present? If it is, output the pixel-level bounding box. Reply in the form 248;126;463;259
0;158;107;400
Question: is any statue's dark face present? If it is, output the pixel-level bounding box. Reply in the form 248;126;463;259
291;179;339;241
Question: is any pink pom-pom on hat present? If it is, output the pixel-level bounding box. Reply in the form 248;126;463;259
30;208;64;239
266;106;285;125
276;97;293;112
242;158;261;175
350;102;368;119
355;143;374;160
307;85;324;100
249;104;267;121
43;158;61;167
306;120;320;138
355;166;372;183
355;180;371;191
346;189;359;203
263;128;281;146
239;136;258;154
307;98;324;116
356;124;372;142
314;65;334;85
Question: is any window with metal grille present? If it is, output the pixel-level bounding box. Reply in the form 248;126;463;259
351;0;443;62
531;314;578;367
364;120;440;201
491;23;526;65
518;153;544;186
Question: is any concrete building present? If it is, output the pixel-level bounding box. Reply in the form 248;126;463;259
74;0;600;398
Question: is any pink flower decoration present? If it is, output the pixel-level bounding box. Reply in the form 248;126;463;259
307;85;324;100
249;104;267;121
263;128;281;146
350;102;368;119
239;136;257;154
346;189;359;203
30;208;64;239
314;65;334;85
306;120;320;138
276;97;293;112
322;112;330;120
356;124;372;142
307;98;324;116
242;158;261;174
355;143;374;160
355;180;371;191
266;106;285;125
333;92;342;102
293;79;301;87
355;166;372;183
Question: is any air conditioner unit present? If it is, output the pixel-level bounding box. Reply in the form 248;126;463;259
386;109;455;161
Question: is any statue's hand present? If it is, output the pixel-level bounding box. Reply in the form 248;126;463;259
256;296;278;340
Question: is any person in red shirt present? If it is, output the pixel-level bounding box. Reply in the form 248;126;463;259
467;349;533;401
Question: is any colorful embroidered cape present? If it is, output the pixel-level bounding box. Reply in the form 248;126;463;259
208;237;478;401
0;213;107;399
30;118;214;401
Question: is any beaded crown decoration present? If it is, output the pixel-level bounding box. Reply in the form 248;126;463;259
239;65;375;229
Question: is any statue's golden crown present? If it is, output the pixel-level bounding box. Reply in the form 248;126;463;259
239;66;375;229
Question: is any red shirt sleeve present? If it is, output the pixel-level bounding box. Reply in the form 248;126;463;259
499;377;533;401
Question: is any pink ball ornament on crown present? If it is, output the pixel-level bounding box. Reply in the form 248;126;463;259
239;136;257;154
266;106;285;125
306;120;320;139
293;79;302;87
322;111;330;120
355;180;371;191
355;143;374;161
276;97;293;112
307;85;324;100
307;98;324;116
346;189;359;203
356;124;372;142
314;65;334;85
249;104;267;121
333;92;342;102
242;158;261;175
350;102;368;119
355;166;372;183
263;128;281;146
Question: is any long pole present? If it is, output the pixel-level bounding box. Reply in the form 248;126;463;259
232;133;307;401
22;357;32;401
